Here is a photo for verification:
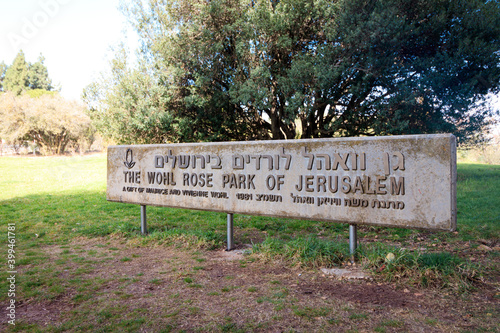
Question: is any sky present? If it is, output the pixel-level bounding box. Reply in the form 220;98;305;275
0;0;138;101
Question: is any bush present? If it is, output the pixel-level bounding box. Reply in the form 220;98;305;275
0;91;93;154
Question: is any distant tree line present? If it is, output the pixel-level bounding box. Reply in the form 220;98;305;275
84;0;500;145
0;51;93;155
0;50;52;95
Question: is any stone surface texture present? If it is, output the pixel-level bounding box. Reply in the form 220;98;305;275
107;134;457;231
320;268;370;280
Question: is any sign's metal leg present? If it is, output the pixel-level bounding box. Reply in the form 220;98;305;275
227;213;234;251
349;224;357;263
140;205;147;235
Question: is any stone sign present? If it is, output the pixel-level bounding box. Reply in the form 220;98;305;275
107;134;457;231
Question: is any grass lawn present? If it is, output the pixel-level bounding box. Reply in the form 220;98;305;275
0;154;498;332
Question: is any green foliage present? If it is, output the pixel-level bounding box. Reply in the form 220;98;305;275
418;252;462;273
0;61;6;91
253;236;350;267
3;50;29;95
88;0;500;143
25;89;58;98
3;51;53;95
293;306;330;320
360;244;482;289
83;47;178;144
27;54;53;91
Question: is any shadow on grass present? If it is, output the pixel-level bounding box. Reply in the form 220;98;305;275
2;162;498;247
0;190;353;249
0;185;491;294
0;191;228;247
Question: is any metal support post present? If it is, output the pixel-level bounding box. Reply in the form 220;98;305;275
349;224;357;262
226;213;234;251
140;205;147;235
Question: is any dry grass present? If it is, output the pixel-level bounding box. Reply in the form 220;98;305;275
4;237;499;332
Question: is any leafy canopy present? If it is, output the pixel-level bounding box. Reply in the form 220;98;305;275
86;0;500;143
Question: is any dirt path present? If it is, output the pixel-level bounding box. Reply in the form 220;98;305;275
4;238;499;332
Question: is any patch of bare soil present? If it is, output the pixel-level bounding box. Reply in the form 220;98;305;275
3;237;499;332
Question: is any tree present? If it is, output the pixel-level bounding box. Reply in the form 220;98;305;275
0;91;92;155
0;61;6;91
3;50;29;95
318;0;500;140
90;0;500;143
3;51;53;94
27;54;52;91
83;45;178;144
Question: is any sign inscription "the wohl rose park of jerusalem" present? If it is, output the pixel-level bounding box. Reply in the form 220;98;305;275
107;134;457;231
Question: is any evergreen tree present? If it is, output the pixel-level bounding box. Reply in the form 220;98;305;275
4;50;29;95
27;55;52;91
3;51;54;94
0;62;6;92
